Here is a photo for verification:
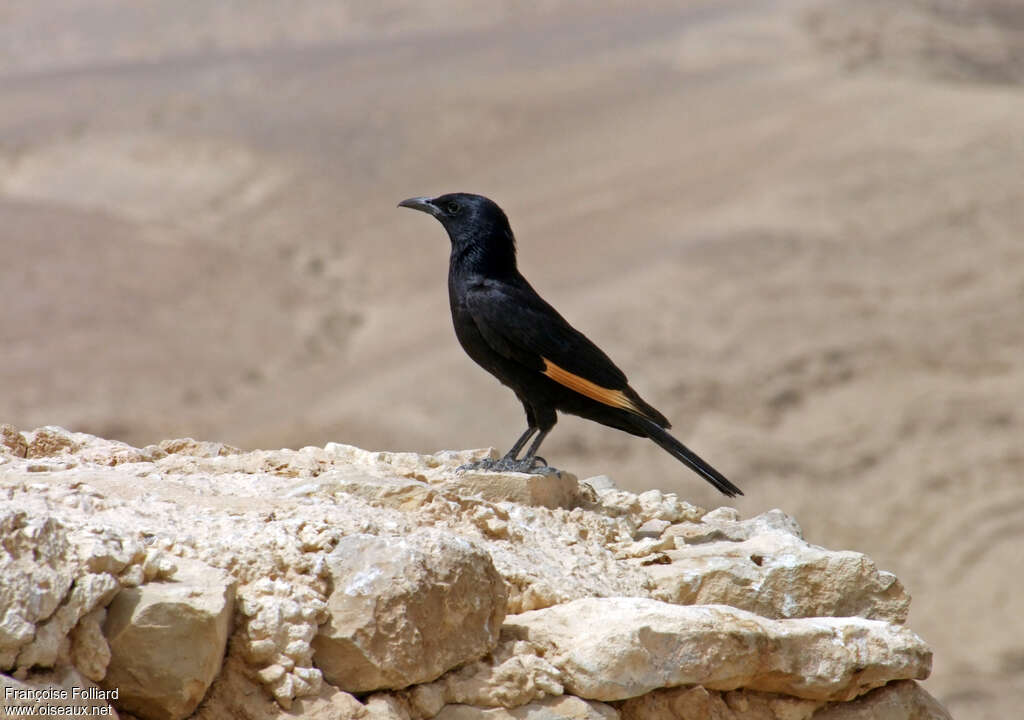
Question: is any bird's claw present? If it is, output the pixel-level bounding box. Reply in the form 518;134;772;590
522;458;559;475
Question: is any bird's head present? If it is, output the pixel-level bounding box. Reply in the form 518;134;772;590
398;193;516;269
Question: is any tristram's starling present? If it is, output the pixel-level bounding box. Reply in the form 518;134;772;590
399;193;741;496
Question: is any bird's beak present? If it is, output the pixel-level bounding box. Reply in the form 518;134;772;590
398;196;441;217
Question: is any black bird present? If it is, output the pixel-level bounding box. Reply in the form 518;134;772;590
398;193;742;497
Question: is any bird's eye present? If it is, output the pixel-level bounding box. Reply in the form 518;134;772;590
446;201;461;215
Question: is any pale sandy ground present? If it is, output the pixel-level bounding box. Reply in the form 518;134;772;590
2;1;1022;716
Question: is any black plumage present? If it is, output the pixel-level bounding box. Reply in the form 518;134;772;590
398;192;741;497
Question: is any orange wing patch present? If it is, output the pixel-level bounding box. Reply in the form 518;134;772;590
542;358;642;414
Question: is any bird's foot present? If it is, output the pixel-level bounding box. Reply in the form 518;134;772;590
457;455;560;475
507;455;560;475
457;456;525;473
456;457;502;472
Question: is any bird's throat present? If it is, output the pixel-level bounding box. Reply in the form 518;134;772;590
450;236;517;280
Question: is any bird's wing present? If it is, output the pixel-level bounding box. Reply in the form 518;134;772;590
465;278;662;420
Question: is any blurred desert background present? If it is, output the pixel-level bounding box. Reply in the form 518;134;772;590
2;0;1022;716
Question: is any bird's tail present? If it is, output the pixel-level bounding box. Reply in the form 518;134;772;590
632;415;743;497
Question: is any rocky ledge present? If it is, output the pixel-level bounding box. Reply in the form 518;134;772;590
0;425;950;720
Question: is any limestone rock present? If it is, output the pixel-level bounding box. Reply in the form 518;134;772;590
195;652;371;720
811;680;952;720
404;638;564;711
19;425;152;465
321;443;493;483
591;487;704;527
320;445;583;510
0;510;152;680
313;530;507;692
407;683;448;718
647;530;910;622
236;577;327;707
0;424;28;457
73;525;146;576
436;695;619;720
665;508;803;545
634;489;706;524
581;475;615;492
0;428;952;719
1;515;123;676
290;471;436;510
70;608;111;682
24;426;82;458
634;519;672;540
478;502;648;614
102;557;235;720
319;442;582;509
441;468;580;509
159;437;243;457
503;597;931;702
0;512;76;670
366;693;414;720
621;685;822;720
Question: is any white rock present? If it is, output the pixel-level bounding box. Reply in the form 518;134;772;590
0;428;953;719
665;509;803;544
504;597;931;702
581;475;615;492
74;526;146;576
442;469;580;509
648;530;910;622
312;530;507;692
811;680;952;719
488;504;646;614
635;490;704;524
15;572;119;671
404;638;564;710
366;692;414;720
634;519;672;539
620;685;822;720
70;607;111;682
315;471;435;509
236;578;327;707
436;695;619;720
102;557;235;720
194;652;369;720
0;512;76;670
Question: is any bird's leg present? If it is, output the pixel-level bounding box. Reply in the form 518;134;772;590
501;426;539;464
457;426;538;472
512;429;555;473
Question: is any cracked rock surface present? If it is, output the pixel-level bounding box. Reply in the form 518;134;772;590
0;426;949;720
